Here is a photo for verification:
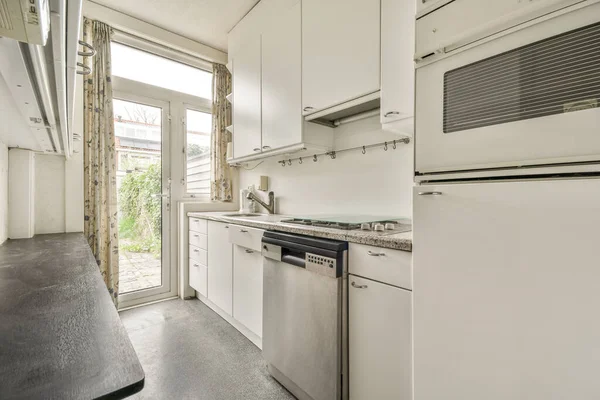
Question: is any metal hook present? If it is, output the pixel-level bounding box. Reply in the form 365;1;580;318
288;159;292;166
362;146;366;154
313;154;318;162
384;142;388;151
392;140;397;150
299;157;303;164
329;151;336;159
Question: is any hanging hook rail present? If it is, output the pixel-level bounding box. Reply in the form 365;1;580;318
279;137;410;166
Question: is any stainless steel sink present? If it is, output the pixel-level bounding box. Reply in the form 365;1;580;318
222;213;263;217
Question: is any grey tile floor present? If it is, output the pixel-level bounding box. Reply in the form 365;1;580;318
119;298;295;400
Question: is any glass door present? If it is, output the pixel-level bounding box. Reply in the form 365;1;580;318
113;93;173;308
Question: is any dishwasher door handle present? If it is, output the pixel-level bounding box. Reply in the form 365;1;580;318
281;254;306;268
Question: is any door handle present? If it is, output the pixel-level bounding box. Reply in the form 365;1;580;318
367;251;385;257
262;145;271;150
225;226;229;229
193;234;199;238
193;263;199;268
253;148;261;152
384;111;400;117
351;281;368;289
245;249;254;254
418;191;443;196
303;106;315;112
240;229;248;233
193;249;199;253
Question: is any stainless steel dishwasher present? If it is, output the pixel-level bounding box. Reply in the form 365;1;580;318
261;231;348;400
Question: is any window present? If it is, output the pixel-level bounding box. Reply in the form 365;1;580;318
185;109;212;196
111;42;212;99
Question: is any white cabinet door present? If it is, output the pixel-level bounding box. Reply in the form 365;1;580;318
413;180;600;400
381;0;415;125
302;0;380;113
233;245;263;338
349;275;412;399
207;221;233;315
261;0;302;151
189;258;207;297
232;36;262;159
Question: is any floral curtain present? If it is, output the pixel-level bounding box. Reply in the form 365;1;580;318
83;18;119;306
210;63;233;202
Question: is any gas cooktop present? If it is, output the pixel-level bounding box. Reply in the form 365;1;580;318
280;215;412;233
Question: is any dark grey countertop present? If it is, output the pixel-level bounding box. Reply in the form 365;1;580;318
0;233;144;400
187;212;412;252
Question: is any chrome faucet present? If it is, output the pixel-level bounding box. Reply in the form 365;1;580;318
246;191;275;214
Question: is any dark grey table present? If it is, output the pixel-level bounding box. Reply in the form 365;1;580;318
0;233;144;399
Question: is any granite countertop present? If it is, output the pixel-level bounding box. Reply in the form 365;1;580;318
187;212;412;252
0;233;144;400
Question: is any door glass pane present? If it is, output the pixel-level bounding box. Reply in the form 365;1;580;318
444;22;600;133
186;109;212;195
111;43;212;99
114;99;163;294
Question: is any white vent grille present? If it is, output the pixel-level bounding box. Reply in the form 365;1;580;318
0;0;14;31
444;22;600;133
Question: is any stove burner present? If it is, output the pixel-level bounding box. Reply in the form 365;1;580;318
281;218;409;233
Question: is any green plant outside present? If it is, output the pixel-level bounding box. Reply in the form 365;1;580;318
118;163;162;258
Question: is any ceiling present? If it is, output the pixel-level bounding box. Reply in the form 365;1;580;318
90;0;260;52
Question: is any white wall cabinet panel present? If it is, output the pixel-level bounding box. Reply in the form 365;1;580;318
233;244;263;338
207;221;233;315
232;36;262;159
261;1;302;151
413;179;600;400
381;0;415;126
349;275;412;400
302;0;380;113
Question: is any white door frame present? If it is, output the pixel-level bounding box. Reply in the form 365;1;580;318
113;90;176;308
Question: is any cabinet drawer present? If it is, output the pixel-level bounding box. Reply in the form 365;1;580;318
228;225;264;252
189;217;208;234
348;243;412;290
189;258;207;297
189;244;207;265
189;231;208;249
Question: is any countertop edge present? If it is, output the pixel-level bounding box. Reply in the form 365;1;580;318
187;213;412;252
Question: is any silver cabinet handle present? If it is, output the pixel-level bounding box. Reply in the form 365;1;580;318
193;249;199;253
193;263;199;268
253;148;261;152
351;281;368;289
225;226;229;229
262;145;271;150
245;249;254;254
368;251;385;257
240;229;248;233
303;106;315;112
384;111;400;117
193;234;199;238
418;191;443;196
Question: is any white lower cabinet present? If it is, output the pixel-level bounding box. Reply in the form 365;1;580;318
189;258;207;297
349;274;412;400
233;244;263;338
207;221;233;315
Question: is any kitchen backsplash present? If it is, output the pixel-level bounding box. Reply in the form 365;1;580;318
238;116;414;218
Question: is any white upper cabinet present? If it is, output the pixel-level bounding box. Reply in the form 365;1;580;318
381;0;415;128
232;36;262;159
302;0;381;114
261;1;302;151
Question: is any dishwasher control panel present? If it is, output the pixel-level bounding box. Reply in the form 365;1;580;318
307;253;339;278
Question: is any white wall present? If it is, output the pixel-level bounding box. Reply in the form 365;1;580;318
238;116;414;217
0;141;8;244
